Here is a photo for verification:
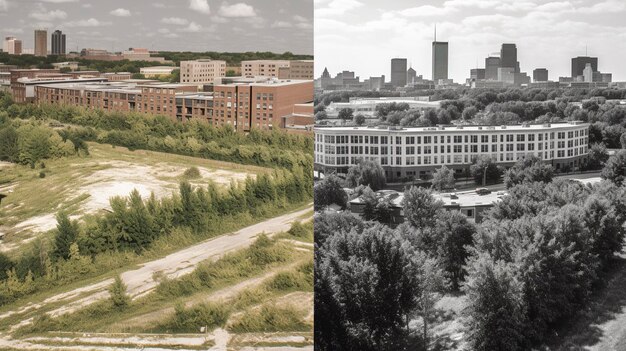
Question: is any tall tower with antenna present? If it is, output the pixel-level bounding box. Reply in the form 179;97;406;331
432;24;449;82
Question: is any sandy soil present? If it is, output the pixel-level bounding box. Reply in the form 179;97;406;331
1;206;313;333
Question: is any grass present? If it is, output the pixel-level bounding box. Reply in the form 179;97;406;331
228;304;310;333
0;202;311;334
0;141;269;254
12;232;312;336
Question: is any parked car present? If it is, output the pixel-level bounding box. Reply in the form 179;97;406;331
475;188;491;195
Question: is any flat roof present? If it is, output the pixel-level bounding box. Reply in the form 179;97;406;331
316;121;588;132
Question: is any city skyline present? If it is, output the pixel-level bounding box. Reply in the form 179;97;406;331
315;0;626;82
0;0;313;55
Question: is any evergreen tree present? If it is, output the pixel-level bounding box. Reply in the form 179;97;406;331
109;275;130;308
53;212;80;260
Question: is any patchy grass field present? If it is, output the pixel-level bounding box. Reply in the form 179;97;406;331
0;142;267;254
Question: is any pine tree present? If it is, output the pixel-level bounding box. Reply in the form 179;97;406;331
109;275;130;308
54;212;80;260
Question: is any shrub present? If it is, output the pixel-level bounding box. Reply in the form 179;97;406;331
229;304;308;333
165;302;230;333
182;166;201;179
109;275;130;308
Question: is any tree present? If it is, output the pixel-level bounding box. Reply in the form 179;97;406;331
315;225;445;350
504;156;553;189
402;186;443;229
601;149;626;186
463;254;527;351
431;165;455;191
53;212;80;260
315;110;327;120
314;211;366;247
353;114;366;126
0;126;19;162
433;211;476;290
338;108;354;122
620;132;626;149
131;73;146;79
346;160;386;191
109;275;130;308
314;174;348;211
470;156;503;186
585;142;609;170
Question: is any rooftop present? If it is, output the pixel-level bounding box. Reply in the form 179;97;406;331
316;121;588;132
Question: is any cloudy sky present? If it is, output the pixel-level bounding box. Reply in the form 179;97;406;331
315;0;626;82
0;0;312;54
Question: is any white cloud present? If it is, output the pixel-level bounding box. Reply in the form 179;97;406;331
316;0;362;17
29;9;67;21
161;17;189;25
218;2;256;17
177;21;202;32
271;21;292;28
399;5;458;17
81;3;92;8
153;3;166;8
65;18;112;27
40;0;78;3
1;27;23;34
110;8;131;17
189;0;210;14
0;0;9;12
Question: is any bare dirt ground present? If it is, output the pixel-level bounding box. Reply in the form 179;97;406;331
0;206;313;334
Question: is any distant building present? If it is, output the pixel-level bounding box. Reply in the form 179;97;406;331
470;68;485;80
583;63;593;82
140;66;177;78
122;48;167;62
179;59;226;84
242;60;290;77
485;56;500;80
321;67;331;79
432;41;449;81
79;48;124;61
533;68;548;82
497;67;515;84
406;67;416;84
500;44;517;71
278;60;314;79
571;56;598;78
51;30;66;55
52;62;78;71
390;58;408;87
3;37;22;55
34;29;47;57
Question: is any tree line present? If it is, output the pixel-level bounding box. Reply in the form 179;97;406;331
314;153;626;350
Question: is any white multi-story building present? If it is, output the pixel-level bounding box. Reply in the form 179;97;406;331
315;121;589;181
180;59;226;84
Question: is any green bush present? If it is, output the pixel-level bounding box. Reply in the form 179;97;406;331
266;271;312;292
164;302;230;333
229;304;309;333
182;166;201;179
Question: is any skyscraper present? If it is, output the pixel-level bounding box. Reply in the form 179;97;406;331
432;41;449;81
34;29;47;57
390;58;407;87
485;56;500;80
533;68;549;82
583;63;594;82
3;37;22;55
500;43;517;70
407;67;416;85
51;30;66;55
571;56;598;78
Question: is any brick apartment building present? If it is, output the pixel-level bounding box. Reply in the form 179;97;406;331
241;60;314;80
34;78;313;132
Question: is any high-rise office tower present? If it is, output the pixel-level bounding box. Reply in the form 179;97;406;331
571;56;598;78
583;63;594;82
533;68;549;82
34;29;47;56
500;43;517;70
3;37;22;55
407;67;417;85
431;26;448;81
390;58;407;87
470;68;485;80
485;56;500;80
51;30;66;55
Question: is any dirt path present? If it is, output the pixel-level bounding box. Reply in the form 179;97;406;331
1;206;313;332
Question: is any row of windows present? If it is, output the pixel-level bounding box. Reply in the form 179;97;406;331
317;142;587;155
318;130;588;145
